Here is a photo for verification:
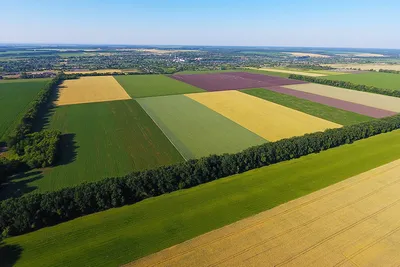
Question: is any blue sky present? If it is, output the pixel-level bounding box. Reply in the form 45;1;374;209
1;0;399;48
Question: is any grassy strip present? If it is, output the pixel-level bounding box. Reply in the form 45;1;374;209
242;88;373;125
289;74;400;97
2;130;400;267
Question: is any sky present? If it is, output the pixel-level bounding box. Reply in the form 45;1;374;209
1;0;400;48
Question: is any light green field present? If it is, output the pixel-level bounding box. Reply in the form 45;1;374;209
324;72;400;90
0;80;49;141
242;88;373;125
0;100;183;199
137;95;266;159
114;75;204;98
3;130;400;267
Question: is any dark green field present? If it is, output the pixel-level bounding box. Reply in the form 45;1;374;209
323;72;400;90
114;75;204;98
0;79;50;141
3;130;400;267
242;88;373;125
0;100;183;198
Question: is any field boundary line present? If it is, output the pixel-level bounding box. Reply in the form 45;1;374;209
128;160;400;267
136;100;188;161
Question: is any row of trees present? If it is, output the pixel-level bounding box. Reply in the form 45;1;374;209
1;115;400;236
288;74;400;98
379;69;400;75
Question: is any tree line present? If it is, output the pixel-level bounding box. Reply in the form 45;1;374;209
1;75;64;181
379;69;400;75
288;74;400;98
1;114;400;237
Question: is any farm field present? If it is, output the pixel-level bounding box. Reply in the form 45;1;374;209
323;72;400;90
55;76;131;106
284;52;330;58
285;83;400;113
242;88;373;125
0;100;184;197
247;67;330;77
325;63;400;71
137;95;266;159
64;69;124;74
178;69;292;78
0;79;49;141
0;78;51;83
172;72;305;91
131;158;400;267
3;130;400;267
187;91;341;141
114;75;204;98
258;86;396;118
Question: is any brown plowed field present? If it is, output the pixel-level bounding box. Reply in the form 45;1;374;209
55;76;131;106
127;159;400;267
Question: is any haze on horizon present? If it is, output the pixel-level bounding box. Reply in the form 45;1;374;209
2;0;400;49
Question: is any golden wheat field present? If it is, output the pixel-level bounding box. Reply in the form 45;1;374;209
186;91;341;141
55;76;131;106
252;67;327;77
127;159;400;267
65;69;124;74
284;52;330;58
285;83;400;113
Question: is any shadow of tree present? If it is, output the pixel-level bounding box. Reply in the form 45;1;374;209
33;84;63;132
0;242;23;267
0;171;43;201
55;133;78;166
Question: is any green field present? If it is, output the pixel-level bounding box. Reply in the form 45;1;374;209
0;100;183;198
3;130;400;267
114;75;204;98
324;72;400;90
137;95;266;159
242;88;373;125
0;78;51;84
0;80;49;141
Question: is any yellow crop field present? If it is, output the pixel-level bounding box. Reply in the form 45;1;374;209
55;76;131;106
65;69;124;74
285;83;400;113
325;63;400;71
250;67;327;77
186;91;341;141
127;159;400;267
284;52;330;58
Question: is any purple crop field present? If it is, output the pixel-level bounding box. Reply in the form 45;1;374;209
265;86;397;118
171;72;306;91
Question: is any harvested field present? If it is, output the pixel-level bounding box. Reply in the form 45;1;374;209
284;52;330;58
251;67;327;77
186;91;341;141
4;130;400;267
64;69;124;74
129;158;400;267
114;75;204;98
242;88;373;125
263;86;396;118
137;95;266;159
55;76;131;106
325;63;400;71
285;83;400;113
171;72;305;91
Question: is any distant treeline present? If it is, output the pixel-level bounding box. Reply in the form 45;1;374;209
63;71;155;79
2;114;400;237
288;74;400;98
379;69;400;75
